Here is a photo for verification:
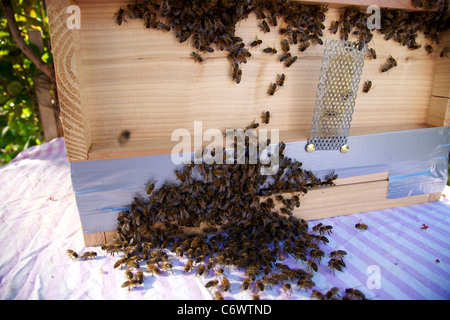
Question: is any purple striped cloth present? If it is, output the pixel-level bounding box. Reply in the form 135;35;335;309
0;137;449;299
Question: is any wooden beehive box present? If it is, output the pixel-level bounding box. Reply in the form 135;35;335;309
46;0;450;246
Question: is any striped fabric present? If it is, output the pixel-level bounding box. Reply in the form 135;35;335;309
0;137;449;300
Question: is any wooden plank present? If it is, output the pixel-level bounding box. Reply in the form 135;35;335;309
83;231;106;247
431;30;450;99
427;96;450;127
45;0;439;162
46;0;91;161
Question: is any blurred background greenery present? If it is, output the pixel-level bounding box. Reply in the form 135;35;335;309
0;0;58;165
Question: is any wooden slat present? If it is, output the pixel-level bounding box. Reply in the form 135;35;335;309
46;0;91;161
431;30;450;99
427;96;450;127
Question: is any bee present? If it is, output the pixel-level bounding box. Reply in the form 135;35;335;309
363;81;372;93
329;250;347;259
381;55;397;72
261;111;271;124
81;251;97;260
246;119;259;130
311;290;325;300
114;257;127;269
66;249;78;261
191;51;203;63
205;280;219;289
222;277;231;292
329;21;339;34
284;56;298;68
252;293;260;300
162;262;174;274
125;268;134;280
214;292;224;300
259;20;270;33
283;282;292;296
136;270;144;284
325;287;340;300
241;278;251;291
355;219;368;230
184;259;194;272
276;74;286;87
115;8;127;25
298;41;310;52
146;181;155;194
281;39;290;52
255;279;264;292
297;279;315;291
328;258;345;273
440;47;449;58
250;39;262;47
121;279;139;291
263;47;277;54
367;48;377;59
268;83;277;95
117;130;131;146
307;259;318;272
196;264;206;277
345;288;366;300
146;264;161;276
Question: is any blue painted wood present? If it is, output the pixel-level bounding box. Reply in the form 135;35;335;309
71;126;450;234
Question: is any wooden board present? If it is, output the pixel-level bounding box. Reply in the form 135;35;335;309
83;170;441;246
46;0;446;162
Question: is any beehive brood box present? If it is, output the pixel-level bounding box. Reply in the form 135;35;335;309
46;0;450;246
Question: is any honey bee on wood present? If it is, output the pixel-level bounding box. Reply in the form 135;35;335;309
81;251;97;260
363;81;372;93
440;47;449;58
250;39;262;47
329;21;339;34
284;55;298;68
355;219;368;230
66;249;78;261
259;20;270;33
367;48;377;59
117;130;131;146
425;44;434;55
263;47;277;54
115;8;127;25
268;82;277;95
261;111;271;124
276;74;286;87
191;51;203;63
298;41;310;52
281;39;290;53
381;55;397;72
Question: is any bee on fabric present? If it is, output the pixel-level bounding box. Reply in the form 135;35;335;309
66;249;78;261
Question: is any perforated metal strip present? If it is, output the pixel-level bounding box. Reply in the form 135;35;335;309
308;40;366;152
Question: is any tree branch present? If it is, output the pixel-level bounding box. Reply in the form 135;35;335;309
2;0;56;85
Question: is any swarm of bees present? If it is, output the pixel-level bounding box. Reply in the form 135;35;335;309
63;115;373;300
335;4;449;53
115;0;329;88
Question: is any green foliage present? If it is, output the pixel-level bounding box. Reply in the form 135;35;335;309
0;0;52;165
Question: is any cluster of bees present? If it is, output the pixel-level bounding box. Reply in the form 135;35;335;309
116;0;449;98
115;0;327;90
69;115;369;299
